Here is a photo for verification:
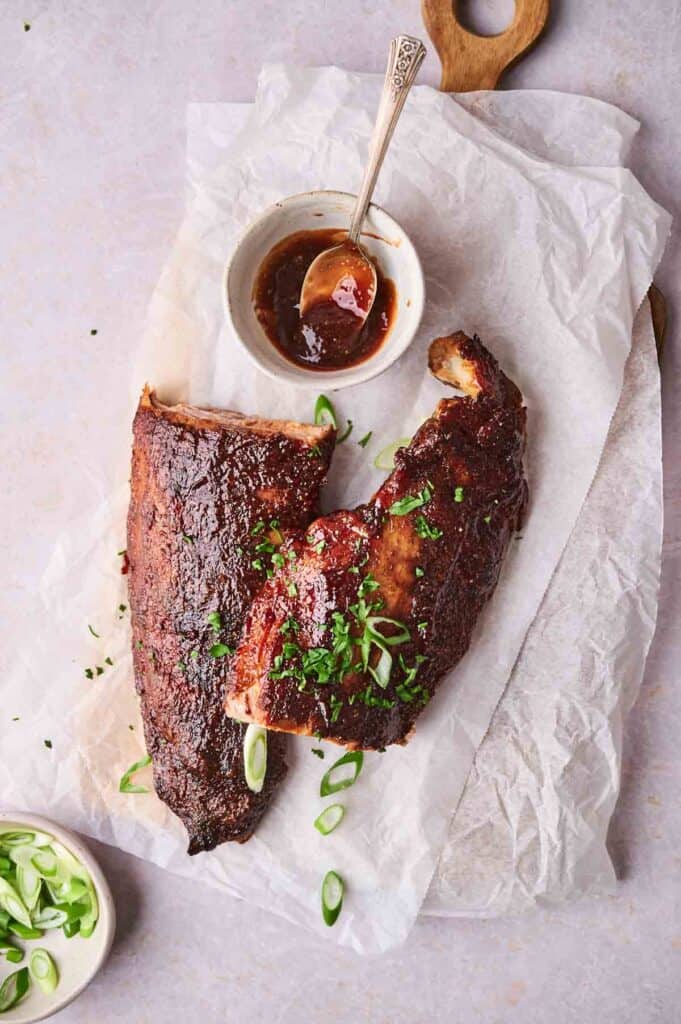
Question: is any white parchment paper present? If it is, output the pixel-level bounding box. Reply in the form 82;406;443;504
0;67;669;953
427;96;664;916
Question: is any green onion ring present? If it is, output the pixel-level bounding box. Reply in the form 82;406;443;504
321;870;344;927
313;804;345;836
243;724;268;793
320;751;364;797
0;967;30;1012
373;438;410;471
314;395;337;430
29;948;59;994
119;754;152;794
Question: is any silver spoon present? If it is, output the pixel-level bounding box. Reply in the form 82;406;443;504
299;35;426;324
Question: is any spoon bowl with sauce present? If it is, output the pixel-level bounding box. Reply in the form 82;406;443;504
298;35;426;362
225;189;424;390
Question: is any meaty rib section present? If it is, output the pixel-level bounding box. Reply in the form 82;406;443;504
127;388;335;851
225;333;527;750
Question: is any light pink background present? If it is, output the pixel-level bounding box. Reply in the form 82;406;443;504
1;2;679;1021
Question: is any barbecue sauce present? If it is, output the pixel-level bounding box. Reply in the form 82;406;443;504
252;228;396;371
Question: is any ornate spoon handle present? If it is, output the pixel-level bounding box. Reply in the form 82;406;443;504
347;35;427;244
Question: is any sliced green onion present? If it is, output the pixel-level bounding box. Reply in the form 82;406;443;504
0;857;10;875
320;751;364;797
16;864;41;910
0;830;51;848
53;877;88;905
0;877;32;928
8;921;43;940
32;901;86;930
62;919;80;939
0;967;30;1012
119;754;152;793
313;804;345;836
366;616;411;646
454;485;465;503
321;870;344;927
314;394;337;430
337;419;353;443
0;910;9;932
357;431;372;448
369;644;392;689
373;437;410;471
29;949;59;994
31;849;58;878
0;941;23;964
243;724;267;794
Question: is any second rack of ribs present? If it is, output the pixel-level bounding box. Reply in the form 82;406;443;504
225;332;528;750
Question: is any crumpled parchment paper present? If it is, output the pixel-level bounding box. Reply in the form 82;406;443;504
427;94;664;916
0;66;669;954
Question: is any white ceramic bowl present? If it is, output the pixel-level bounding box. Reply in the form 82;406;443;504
0;811;115;1023
224;190;424;390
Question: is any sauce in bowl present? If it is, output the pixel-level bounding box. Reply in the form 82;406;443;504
252;228;396;371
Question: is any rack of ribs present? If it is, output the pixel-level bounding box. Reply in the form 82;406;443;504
224;332;527;750
127;388;335;852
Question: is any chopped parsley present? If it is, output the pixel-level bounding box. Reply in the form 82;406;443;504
87;624;100;638
84;668;94;680
117;549;127;557
209;643;234;659
286;580;298;597
415;566;425;578
415;515;443;540
454;486;465;503
207;611;223;633
251;520;266;536
484;515;491;524
24;22;31;31
313;538;326;554
252;558;265;572
105;656;113;666
329;693;344;723
357;431;373;448
190;650;199;660
272;552;285;570
280;616;300;636
389;485;432;517
44;739;52;749
269;577;410;699
311;748;325;759
96;666;104;676
90;328;97;335
177;661;187;673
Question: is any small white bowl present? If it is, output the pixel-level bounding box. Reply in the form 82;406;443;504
224;190;424;390
0;811;115;1023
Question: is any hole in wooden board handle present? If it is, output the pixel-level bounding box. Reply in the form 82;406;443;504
422;0;550;92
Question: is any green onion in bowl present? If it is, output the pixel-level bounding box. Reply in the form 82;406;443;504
29;948;59;994
0;967;29;1012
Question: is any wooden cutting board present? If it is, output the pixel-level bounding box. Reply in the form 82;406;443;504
421;0;666;353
